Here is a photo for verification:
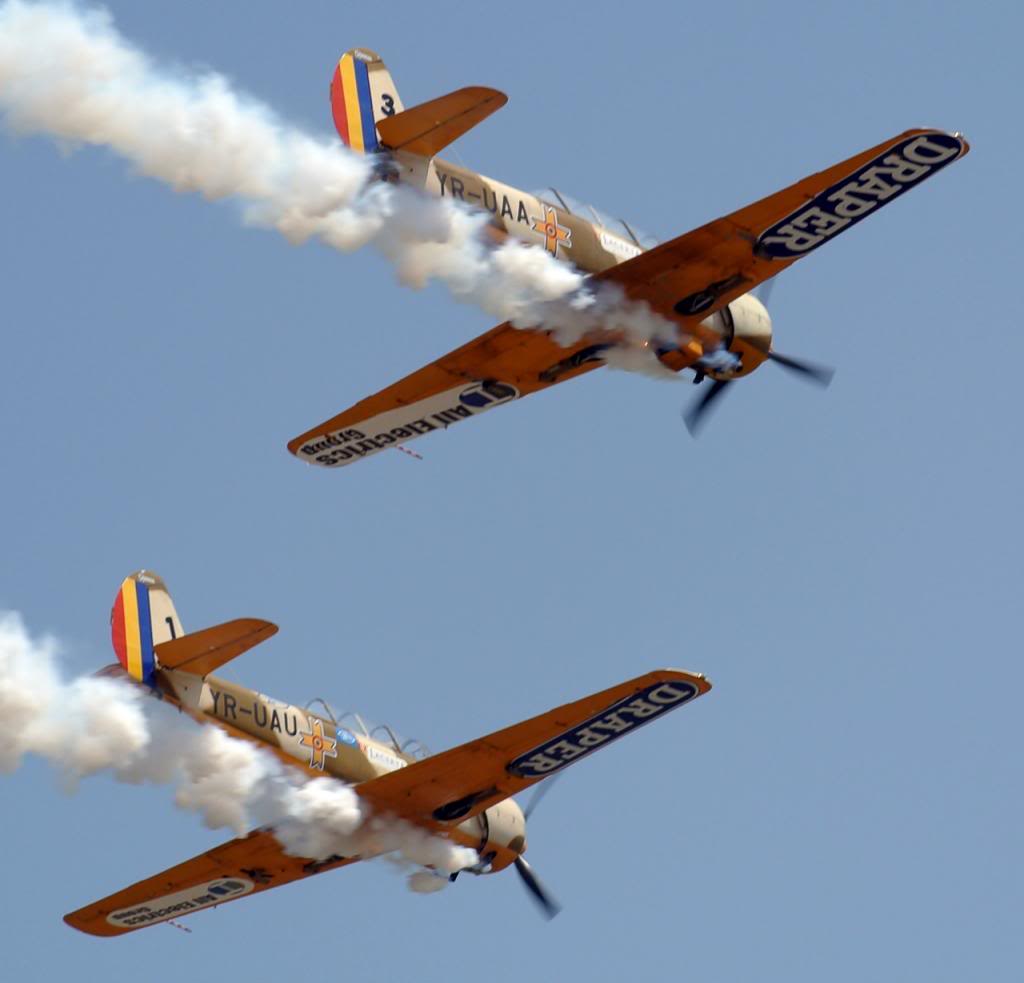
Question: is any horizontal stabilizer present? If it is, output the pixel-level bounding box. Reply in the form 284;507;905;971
154;618;278;677
376;86;507;157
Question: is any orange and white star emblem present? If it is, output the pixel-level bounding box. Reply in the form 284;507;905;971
531;204;571;257
298;718;337;770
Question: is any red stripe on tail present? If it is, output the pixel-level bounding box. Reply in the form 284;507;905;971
110;591;128;672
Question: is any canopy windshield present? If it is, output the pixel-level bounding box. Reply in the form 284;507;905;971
304;698;431;758
531;187;660;249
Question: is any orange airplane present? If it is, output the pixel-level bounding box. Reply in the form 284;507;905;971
288;48;968;467
63;572;711;935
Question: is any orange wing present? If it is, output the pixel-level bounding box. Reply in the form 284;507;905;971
289;128;968;468
603;127;969;323
356;669;711;826
64;830;357;937
287;322;609;468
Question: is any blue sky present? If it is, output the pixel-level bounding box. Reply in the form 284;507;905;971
1;0;1020;979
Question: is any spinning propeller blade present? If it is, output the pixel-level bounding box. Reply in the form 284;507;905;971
754;276;778;307
514;856;561;920
683;378;732;435
685;276;835;436
523;775;560;820
766;351;835;387
511;777;563;918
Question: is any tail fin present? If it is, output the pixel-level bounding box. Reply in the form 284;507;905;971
330;48;404;153
110;571;182;684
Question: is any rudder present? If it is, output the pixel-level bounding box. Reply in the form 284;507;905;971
110;571;183;684
330;48;404;153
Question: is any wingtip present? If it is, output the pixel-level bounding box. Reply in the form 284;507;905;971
63;910;113;937
659;668;713;693
915;126;970;157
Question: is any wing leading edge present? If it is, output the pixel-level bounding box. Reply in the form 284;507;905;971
288;128;967;469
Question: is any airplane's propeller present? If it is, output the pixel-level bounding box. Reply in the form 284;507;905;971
683;377;732;435
765;350;835;386
755;276;777;308
523;774;559;820
514;856;561;920
684;352;834;435
514;778;562;919
684;279;835;435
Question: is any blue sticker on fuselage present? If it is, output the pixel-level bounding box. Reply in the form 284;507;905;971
506;679;700;779
336;727;358;747
755;131;966;260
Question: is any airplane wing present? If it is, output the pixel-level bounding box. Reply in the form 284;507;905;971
602;127;968;320
287;321;611;468
289;128;967;468
64;830;358;937
356;668;711;825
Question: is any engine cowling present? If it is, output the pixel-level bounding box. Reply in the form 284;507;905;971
698;292;773;379
457;798;526;873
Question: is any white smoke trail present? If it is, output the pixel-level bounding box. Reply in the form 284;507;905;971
0;611;476;883
0;0;681;361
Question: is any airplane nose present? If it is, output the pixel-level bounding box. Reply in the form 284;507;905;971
729;291;773;356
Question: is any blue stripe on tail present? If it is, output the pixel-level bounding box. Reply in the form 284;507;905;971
134;580;156;682
354;58;378;152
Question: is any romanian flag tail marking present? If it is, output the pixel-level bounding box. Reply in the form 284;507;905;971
330;48;404;153
110;571;184;683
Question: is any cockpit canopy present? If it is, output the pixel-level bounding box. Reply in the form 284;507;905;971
531;187;660;249
305;698;431;759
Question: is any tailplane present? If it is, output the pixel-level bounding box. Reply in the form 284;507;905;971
375;86;507;158
155;619;277;677
330;48;507;159
110;571;276;683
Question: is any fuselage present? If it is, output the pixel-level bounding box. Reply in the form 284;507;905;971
396;152;645;273
149;666;525;873
388;151;772;378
